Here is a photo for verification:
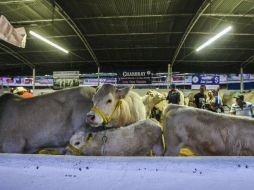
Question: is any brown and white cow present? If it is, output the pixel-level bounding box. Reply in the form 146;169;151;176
163;104;254;156
66;119;164;156
86;84;146;128
0;87;95;153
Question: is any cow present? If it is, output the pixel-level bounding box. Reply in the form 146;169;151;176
142;90;165;118
163;104;254;156
86;84;146;128
66;119;164;156
0;87;95;153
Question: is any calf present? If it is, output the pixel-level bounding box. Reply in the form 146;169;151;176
66;119;164;156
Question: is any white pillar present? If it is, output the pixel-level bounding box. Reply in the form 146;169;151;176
240;67;243;93
97;66;100;87
32;67;35;92
167;64;172;89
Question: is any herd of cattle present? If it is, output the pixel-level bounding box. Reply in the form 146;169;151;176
0;84;254;156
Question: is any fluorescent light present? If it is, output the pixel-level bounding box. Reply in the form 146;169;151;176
196;26;232;52
29;31;69;54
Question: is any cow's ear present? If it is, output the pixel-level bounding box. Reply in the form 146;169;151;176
116;86;131;99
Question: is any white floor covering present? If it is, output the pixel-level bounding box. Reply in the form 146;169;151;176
0;154;254;190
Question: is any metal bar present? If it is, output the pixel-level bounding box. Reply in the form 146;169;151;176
32;68;35;92
1;47;253;55
2;59;245;66
0;43;34;69
10;13;254;24
24;32;254;39
240;67;244;92
170;0;212;67
202;13;254;18
0;0;35;4
241;55;254;68
44;1;100;67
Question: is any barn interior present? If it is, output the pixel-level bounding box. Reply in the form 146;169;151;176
0;1;254;189
0;0;253;75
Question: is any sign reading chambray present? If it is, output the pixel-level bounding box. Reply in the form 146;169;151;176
230;102;253;117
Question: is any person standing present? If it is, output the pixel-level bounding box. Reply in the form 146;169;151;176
230;94;253;117
193;85;207;108
166;83;180;104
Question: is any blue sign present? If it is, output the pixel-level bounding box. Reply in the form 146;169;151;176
192;75;220;85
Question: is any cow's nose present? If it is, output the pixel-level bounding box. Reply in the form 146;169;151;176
86;113;95;123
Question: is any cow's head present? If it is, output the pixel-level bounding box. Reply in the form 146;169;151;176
65;131;86;155
146;90;165;105
65;131;97;155
86;84;131;127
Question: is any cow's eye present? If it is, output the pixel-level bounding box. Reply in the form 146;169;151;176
75;141;80;146
106;99;112;104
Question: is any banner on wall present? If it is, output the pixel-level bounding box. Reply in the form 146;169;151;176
192;74;220;90
53;71;80;89
82;78;117;86
117;71;152;84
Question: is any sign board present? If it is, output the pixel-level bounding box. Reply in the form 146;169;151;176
117;71;152;84
82;78;117;86
192;75;220;85
192;74;220;90
53;71;80;89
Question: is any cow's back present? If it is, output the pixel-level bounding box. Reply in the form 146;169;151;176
163;104;254;156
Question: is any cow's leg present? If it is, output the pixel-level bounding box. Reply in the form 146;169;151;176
164;132;183;156
152;135;164;156
2;136;26;153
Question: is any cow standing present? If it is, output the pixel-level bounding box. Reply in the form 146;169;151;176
0;87;95;153
164;104;254;156
86;84;146;128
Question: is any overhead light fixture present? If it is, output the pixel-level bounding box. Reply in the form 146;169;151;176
196;26;232;52
29;31;69;54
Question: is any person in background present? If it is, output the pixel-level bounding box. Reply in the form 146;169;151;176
193;85;207;108
166;83;180;104
212;89;224;113
205;90;215;111
13;86;33;98
230;94;253;117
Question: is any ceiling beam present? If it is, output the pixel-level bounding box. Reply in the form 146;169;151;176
242;55;254;68
44;1;100;68
0;0;35;4
0;46;253;55
24;32;254;40
11;13;254;25
0;42;34;69
3;59;245;66
170;0;212;67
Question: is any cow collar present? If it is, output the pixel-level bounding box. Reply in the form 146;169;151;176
91;100;123;126
67;143;81;155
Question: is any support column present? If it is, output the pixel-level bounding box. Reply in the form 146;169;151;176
167;64;172;89
240;67;243;93
97;66;100;87
32;67;35;92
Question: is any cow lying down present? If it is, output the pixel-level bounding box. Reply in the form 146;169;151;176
164;104;254;156
66;119;164;156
